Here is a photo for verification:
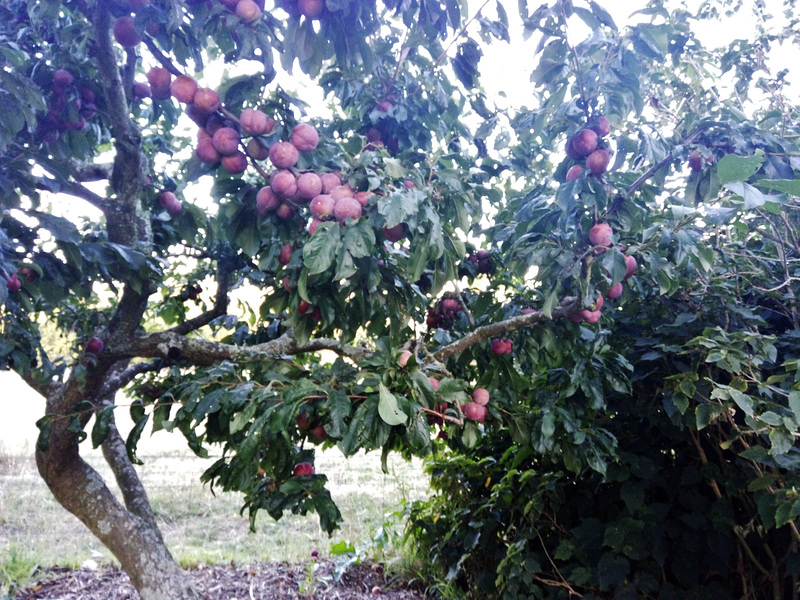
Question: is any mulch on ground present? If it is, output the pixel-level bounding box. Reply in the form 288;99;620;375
15;560;433;600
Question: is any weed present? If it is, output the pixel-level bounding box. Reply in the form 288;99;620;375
0;545;38;598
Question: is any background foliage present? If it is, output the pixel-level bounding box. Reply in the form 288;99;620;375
1;0;800;598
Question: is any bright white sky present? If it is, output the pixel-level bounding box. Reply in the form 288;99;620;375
479;0;799;110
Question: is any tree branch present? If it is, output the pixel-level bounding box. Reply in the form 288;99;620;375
99;397;165;539
624;126;709;198
36;177;107;211
67;159;112;182
99;359;166;398
143;37;184;77
122;328;373;365
121;297;581;369
433;0;493;68
432;298;579;362
169;253;234;336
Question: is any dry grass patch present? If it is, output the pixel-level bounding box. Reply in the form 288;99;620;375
0;444;429;594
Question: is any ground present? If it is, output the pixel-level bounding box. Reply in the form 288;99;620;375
2;371;434;599
16;560;431;599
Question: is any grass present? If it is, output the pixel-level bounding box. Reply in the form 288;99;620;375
0;441;430;593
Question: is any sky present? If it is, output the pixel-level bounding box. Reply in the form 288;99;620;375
479;0;799;110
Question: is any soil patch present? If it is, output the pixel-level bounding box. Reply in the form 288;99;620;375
15;560;432;600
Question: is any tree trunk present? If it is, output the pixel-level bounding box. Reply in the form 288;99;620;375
36;385;203;600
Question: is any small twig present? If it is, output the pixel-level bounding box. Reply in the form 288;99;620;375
433;0;493;68
624;126;709;198
417;407;464;426
452;286;475;326
557;1;590;120
169;253;233;335
143;37;184;77
388;30;411;91
535;531;582;597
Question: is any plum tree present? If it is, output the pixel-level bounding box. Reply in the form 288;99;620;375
1;0;799;599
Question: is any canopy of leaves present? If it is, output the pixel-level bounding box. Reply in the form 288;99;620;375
1;0;800;597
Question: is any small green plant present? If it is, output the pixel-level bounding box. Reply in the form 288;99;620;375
298;552;321;597
0;546;38;599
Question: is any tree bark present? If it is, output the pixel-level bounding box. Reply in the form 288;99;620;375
30;2;205;596
35;375;203;600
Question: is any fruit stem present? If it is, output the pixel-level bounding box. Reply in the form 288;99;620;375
452;286;475;326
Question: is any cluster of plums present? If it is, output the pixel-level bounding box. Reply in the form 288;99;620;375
426;383;489;432
565;116;612;181
36;69;98;143
461;388;490;423
560;118;640;323
491;338;513;354
426;297;463;330
466;250;493;275
568;222;637;324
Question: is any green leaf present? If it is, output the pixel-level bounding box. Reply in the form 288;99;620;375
126;413;149;465
378;384;407;426
303;222;340;274
758;411;783;426
234;217;260;257
91;405;116;448
541;413;555;439
725;181;768;209
756;179;800;196
36;415;54;452
590;0;617;29
769;428;793;456
382;158;406;179
601;248;628;285
695;403;717;429
334;247;357;281
788;391;800;426
377;190;423;229
229;401;258;434
717;150;764;185
541;289;558;319
342;220;375;259
327;389;351;438
406;414;431;452
461;422;479;448
729;389;754;417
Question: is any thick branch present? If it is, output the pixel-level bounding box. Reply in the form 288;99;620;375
20;370;63;400
100;359;166;398
36;178;107;211
123;328;373;365
91;5;149;249
67;159;112;182
125;298;581;368
99;399;164;538
91;7;140;151
432;298;579;362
